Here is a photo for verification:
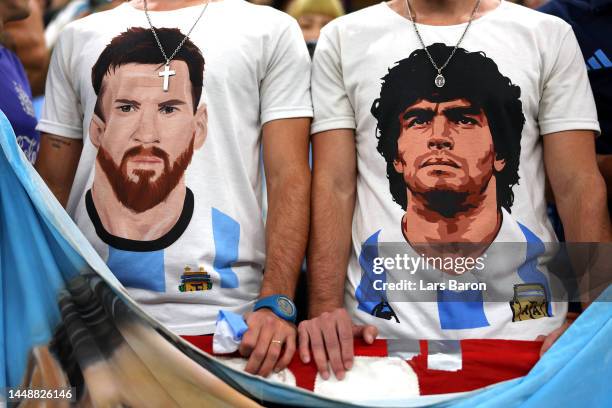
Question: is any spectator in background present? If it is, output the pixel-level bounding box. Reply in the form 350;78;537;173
45;0;124;49
4;0;48;96
286;0;344;56
0;0;40;163
539;0;611;207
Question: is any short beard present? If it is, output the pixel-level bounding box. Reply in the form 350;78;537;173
418;190;473;218
96;137;195;213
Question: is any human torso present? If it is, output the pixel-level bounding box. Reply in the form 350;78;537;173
40;0;311;334
313;1;598;339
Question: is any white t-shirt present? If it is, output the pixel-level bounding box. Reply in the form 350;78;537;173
38;0;313;335
311;1;599;340
349;208;569;339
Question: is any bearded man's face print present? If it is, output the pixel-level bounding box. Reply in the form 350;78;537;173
91;61;206;213
86;27;207;246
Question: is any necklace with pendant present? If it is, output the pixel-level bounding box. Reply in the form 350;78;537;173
405;0;481;88
143;0;209;92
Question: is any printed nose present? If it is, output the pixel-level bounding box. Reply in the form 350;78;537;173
428;116;453;150
134;108;159;144
428;138;453;150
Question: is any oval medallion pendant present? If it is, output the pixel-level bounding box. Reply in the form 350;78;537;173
435;74;446;88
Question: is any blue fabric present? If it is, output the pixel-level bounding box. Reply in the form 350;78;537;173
594;49;612;67
0;110;83;387
218;310;248;340
517;223;553;317
356;230;388;314
0;47;40;163
437;289;489;330
0;110;127;388
211;207;240;288
106;247;165;292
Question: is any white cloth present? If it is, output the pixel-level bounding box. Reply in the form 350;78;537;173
213;318;241;354
38;0;312;335
212;310;247;354
314;356;420;401
218;357;297;386
311;1;596;340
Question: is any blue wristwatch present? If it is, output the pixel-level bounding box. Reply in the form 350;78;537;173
253;295;297;323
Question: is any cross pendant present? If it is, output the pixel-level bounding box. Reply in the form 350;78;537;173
159;63;176;92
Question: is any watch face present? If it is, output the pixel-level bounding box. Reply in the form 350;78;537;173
277;297;295;317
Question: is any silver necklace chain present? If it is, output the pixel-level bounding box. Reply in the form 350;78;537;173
405;0;481;87
143;0;209;66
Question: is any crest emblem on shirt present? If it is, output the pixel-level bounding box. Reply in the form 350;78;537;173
509;283;549;322
178;266;213;292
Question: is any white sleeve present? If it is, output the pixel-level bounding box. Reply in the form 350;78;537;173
310;25;356;135
539;27;600;136
36;26;83;139
259;19;313;125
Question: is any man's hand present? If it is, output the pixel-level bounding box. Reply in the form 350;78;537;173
536;315;576;356
248;118;309;378
239;309;297;377
298;308;378;380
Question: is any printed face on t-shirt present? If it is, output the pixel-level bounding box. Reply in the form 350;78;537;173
393;98;505;202
373;44;525;228
90;62;207;213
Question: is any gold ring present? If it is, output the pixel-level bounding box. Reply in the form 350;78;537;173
271;339;283;345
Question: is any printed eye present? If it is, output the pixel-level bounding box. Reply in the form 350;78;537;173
402;110;433;128
117;105;136;113
456;117;478;126
160;106;178;114
407;117;430;128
